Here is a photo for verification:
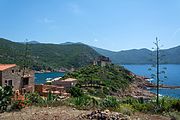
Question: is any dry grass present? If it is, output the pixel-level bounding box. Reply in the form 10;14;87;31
0;106;171;120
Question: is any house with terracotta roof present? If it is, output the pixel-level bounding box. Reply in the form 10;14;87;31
52;78;77;90
35;84;68;97
0;64;34;94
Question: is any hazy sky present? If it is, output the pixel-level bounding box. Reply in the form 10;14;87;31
0;0;180;51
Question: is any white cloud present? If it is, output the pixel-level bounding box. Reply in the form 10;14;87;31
37;18;55;24
94;38;99;42
68;3;82;14
43;18;54;23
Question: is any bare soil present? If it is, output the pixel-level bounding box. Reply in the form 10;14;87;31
0;106;171;120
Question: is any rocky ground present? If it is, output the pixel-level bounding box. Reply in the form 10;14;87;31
0;106;171;120
120;76;156;99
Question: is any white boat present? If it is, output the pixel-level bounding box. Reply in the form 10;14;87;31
145;78;154;83
46;78;52;81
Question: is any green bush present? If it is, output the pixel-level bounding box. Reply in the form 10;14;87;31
120;97;139;104
132;102;156;113
128;97;180;113
116;104;135;116
171;100;180;112
68;86;84;97
25;92;59;107
94;89;106;98
0;86;13;112
68;95;92;109
25;92;44;105
159;97;172;112
10;100;25;111
102;87;109;95
168;111;180;120
100;96;119;109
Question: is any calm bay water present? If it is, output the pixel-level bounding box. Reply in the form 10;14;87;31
122;64;180;98
35;72;65;84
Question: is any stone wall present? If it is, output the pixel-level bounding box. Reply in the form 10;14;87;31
0;72;2;86
52;80;77;90
23;69;35;92
1;66;21;90
1;66;34;92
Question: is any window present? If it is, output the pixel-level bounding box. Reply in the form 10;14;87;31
5;80;13;86
5;80;7;85
12;70;14;73
8;80;12;86
23;78;29;86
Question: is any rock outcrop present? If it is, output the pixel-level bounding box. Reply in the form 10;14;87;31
77;110;131;120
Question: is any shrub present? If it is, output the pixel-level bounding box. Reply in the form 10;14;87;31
68;95;92;109
25;92;44;105
132;102;156;113
168;111;180;120
0;86;13;112
116;104;135;116
25;91;60;107
68;86;84;97
93;89;106;98
159;97;180;112
120;97;139;104
102;87;109;95
10;100;25;111
100;96;119;109
171;100;180;112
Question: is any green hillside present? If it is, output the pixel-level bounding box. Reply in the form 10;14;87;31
0;38;100;70
63;64;132;97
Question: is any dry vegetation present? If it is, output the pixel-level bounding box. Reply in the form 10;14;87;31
0;106;171;120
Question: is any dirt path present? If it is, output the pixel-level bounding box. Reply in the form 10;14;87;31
0;106;171;120
0;106;88;120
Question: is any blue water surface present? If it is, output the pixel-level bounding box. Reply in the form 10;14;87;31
35;72;65;84
122;64;180;98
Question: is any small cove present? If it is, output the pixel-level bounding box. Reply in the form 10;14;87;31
122;64;180;98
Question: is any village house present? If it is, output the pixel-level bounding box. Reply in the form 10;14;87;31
35;84;67;97
93;56;111;67
0;64;34;94
52;78;77;90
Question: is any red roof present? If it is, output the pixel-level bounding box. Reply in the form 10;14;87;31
0;64;16;71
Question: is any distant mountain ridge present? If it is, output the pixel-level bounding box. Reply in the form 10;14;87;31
92;46;180;64
0;38;100;70
1;37;179;68
19;40;41;44
28;41;40;44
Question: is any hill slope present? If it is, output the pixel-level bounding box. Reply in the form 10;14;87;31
63;64;154;98
93;46;180;64
63;64;132;97
0;38;100;70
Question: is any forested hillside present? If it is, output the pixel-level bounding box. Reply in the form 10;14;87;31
0;38;100;70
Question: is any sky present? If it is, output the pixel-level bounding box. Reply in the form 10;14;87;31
0;0;180;51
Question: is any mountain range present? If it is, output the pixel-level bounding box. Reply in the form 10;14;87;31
0;38;180;71
92;46;180;64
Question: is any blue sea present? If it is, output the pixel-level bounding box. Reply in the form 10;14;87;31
122;64;180;98
35;72;65;84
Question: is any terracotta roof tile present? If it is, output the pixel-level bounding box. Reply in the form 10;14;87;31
0;64;16;71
